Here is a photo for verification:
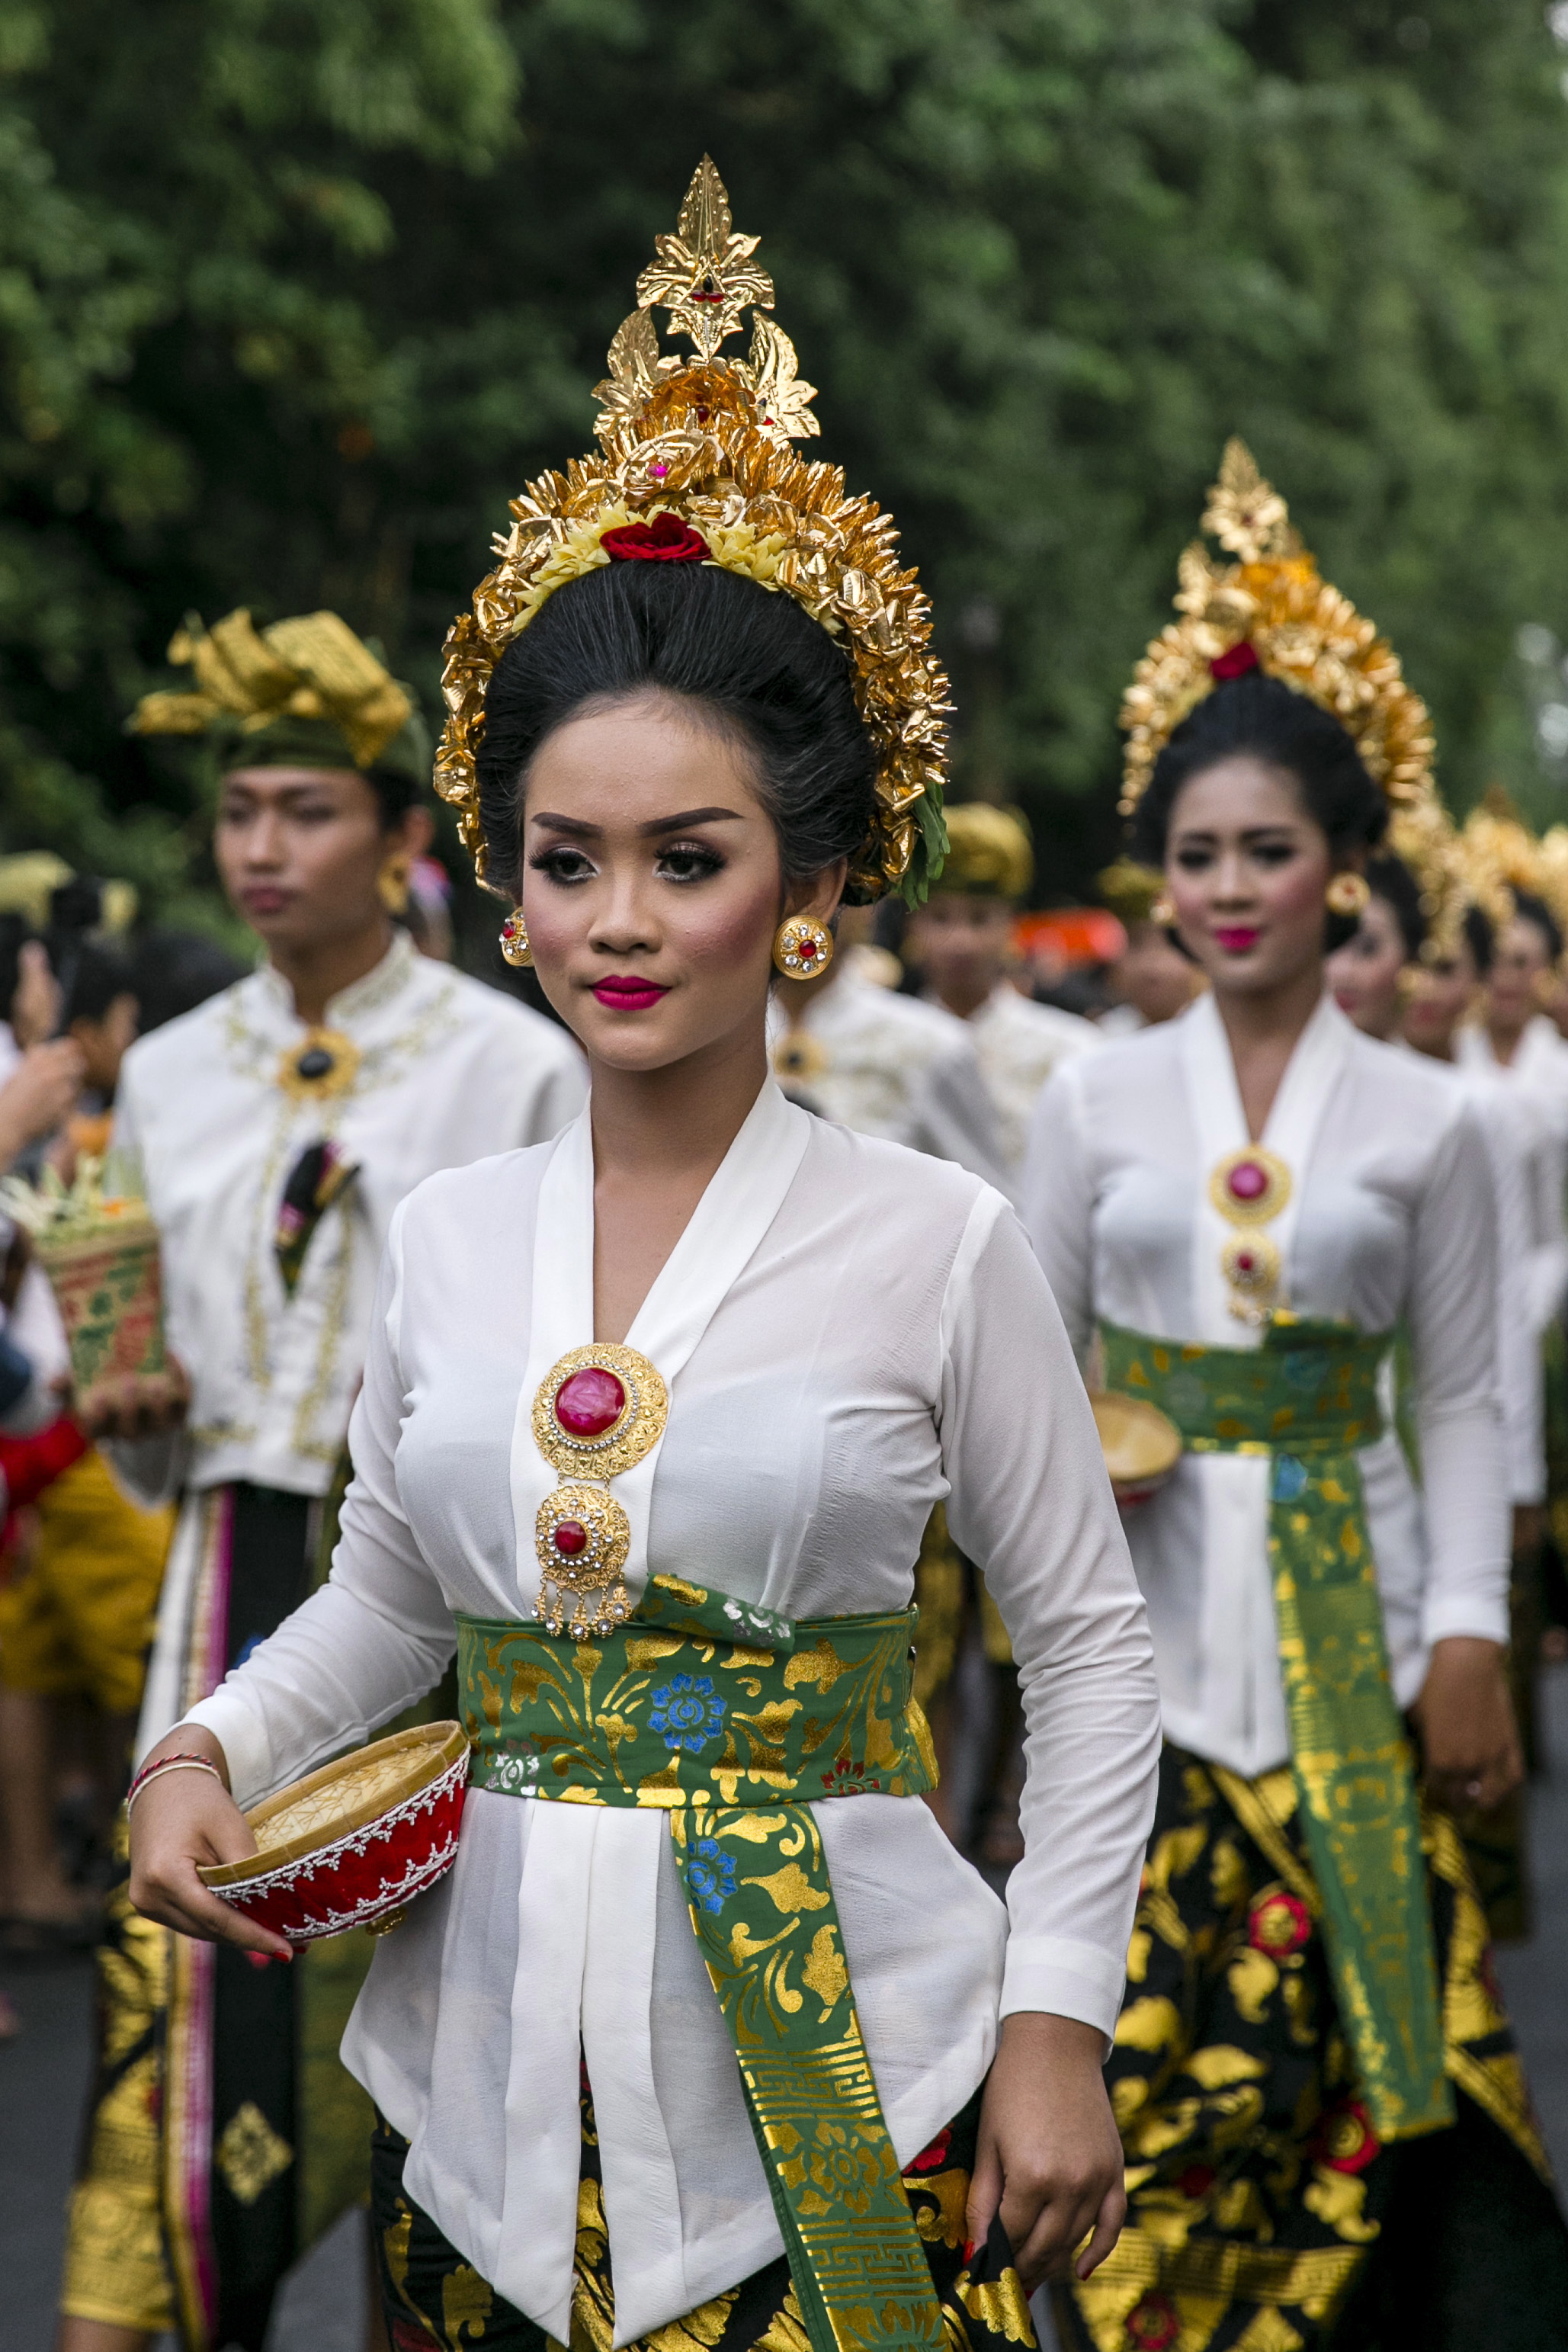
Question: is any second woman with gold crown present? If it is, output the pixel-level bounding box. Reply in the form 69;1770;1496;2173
1023;447;1568;2349
119;165;1163;2352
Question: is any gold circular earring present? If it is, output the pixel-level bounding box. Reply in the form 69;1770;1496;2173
377;855;412;916
1325;871;1371;918
1150;890;1177;927
772;915;835;980
499;911;534;968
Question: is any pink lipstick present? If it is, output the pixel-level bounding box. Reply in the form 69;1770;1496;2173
592;975;670;1012
1213;926;1260;952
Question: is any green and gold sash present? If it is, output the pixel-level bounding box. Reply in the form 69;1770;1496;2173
1100;1315;1453;2142
457;1576;946;2352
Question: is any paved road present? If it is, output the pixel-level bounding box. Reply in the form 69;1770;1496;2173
9;1669;1568;2350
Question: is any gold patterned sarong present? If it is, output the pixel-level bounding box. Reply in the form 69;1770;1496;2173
1099;1316;1451;2142
457;1574;948;2352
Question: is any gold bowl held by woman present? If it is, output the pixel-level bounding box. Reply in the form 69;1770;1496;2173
1090;1391;1183;1511
197;1722;468;1946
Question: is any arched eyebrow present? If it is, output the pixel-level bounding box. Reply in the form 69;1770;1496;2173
527;807;748;838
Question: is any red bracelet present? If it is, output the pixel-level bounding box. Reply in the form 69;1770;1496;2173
126;1751;222;1811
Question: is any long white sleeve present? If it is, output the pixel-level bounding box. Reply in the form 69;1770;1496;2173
1407;1108;1511;1648
937;1197;1159;2026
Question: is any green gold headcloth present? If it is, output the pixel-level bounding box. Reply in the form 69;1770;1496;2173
1097;858;1167;926
129;608;429;790
935;803;1033;899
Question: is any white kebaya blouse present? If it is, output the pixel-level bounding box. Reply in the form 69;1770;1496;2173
1021;991;1510;1781
184;1080;1159;2344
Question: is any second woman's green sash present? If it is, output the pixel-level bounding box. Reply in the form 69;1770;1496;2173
457;1575;947;2352
1099;1314;1452;2142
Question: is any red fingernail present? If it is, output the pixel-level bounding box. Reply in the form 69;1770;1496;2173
245;1952;271;1970
963;2241;976;2264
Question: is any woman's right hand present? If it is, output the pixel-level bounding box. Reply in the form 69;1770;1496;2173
128;1726;294;1962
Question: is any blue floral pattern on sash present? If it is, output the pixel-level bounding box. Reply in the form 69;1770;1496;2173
649;1673;726;1755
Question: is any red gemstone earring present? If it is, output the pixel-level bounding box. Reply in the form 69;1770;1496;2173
772;915;835;980
499;911;533;967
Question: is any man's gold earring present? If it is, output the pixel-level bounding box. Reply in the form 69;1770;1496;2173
499;911;534;968
1325;871;1370;918
377;855;412;915
1150;890;1177;926
772;915;835;980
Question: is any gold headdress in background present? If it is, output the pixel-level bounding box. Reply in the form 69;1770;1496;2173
434;158;951;905
130;608;422;782
1459;794;1568;964
1120;440;1435;827
936;804;1033;900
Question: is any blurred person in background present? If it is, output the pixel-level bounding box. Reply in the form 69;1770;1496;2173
1458;887;1568;1126
0;935;175;1962
56;609;585;2352
402;852;454;961
904;803;1098;1181
900;804;1098;1861
769;898;1007;1189
1026;450;1567;2350
1094;858;1204;1036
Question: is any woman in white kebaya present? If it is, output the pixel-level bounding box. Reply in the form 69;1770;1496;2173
1023;445;1568;2351
119;171;1160;2352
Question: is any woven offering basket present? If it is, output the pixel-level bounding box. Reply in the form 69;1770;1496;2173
198;1721;469;1945
1091;1390;1183;1511
35;1211;167;1400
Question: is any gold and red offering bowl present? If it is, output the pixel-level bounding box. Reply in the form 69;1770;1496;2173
1091;1390;1183;1512
197;1722;468;1946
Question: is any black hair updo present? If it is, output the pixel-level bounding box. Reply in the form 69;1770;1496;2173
475;560;877;899
1363;853;1426;964
1510;889;1564;967
1132;672;1387;869
1462;903;1496;975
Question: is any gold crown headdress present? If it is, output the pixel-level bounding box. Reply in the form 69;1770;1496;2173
1459;794;1568;963
434;158;950;906
1119;440;1435;828
130;608;422;781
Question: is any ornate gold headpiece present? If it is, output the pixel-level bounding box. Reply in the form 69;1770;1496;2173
434;158;950;905
130;608;416;774
1459;795;1568;964
1120;441;1435;829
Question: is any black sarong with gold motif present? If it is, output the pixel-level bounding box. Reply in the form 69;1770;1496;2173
1057;1744;1568;2352
373;2068;1035;2352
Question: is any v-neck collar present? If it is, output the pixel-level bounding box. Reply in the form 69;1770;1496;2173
1179;989;1354;1344
509;1079;812;1608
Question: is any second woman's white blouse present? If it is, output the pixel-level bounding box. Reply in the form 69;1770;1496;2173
1021;992;1509;1781
184;1081;1159;2344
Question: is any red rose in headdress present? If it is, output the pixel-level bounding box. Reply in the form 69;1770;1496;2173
600;514;710;563
1210;640;1259;681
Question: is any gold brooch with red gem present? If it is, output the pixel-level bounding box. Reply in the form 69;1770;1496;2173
531;1345;668;1638
1209;1147;1293;1326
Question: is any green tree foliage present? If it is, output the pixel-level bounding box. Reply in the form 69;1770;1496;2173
2;0;1568;913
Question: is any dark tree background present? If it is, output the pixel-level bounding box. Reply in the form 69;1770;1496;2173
4;0;1568;929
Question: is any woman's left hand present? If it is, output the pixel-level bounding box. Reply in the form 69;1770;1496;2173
967;2011;1125;2289
1412;1635;1523;1815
